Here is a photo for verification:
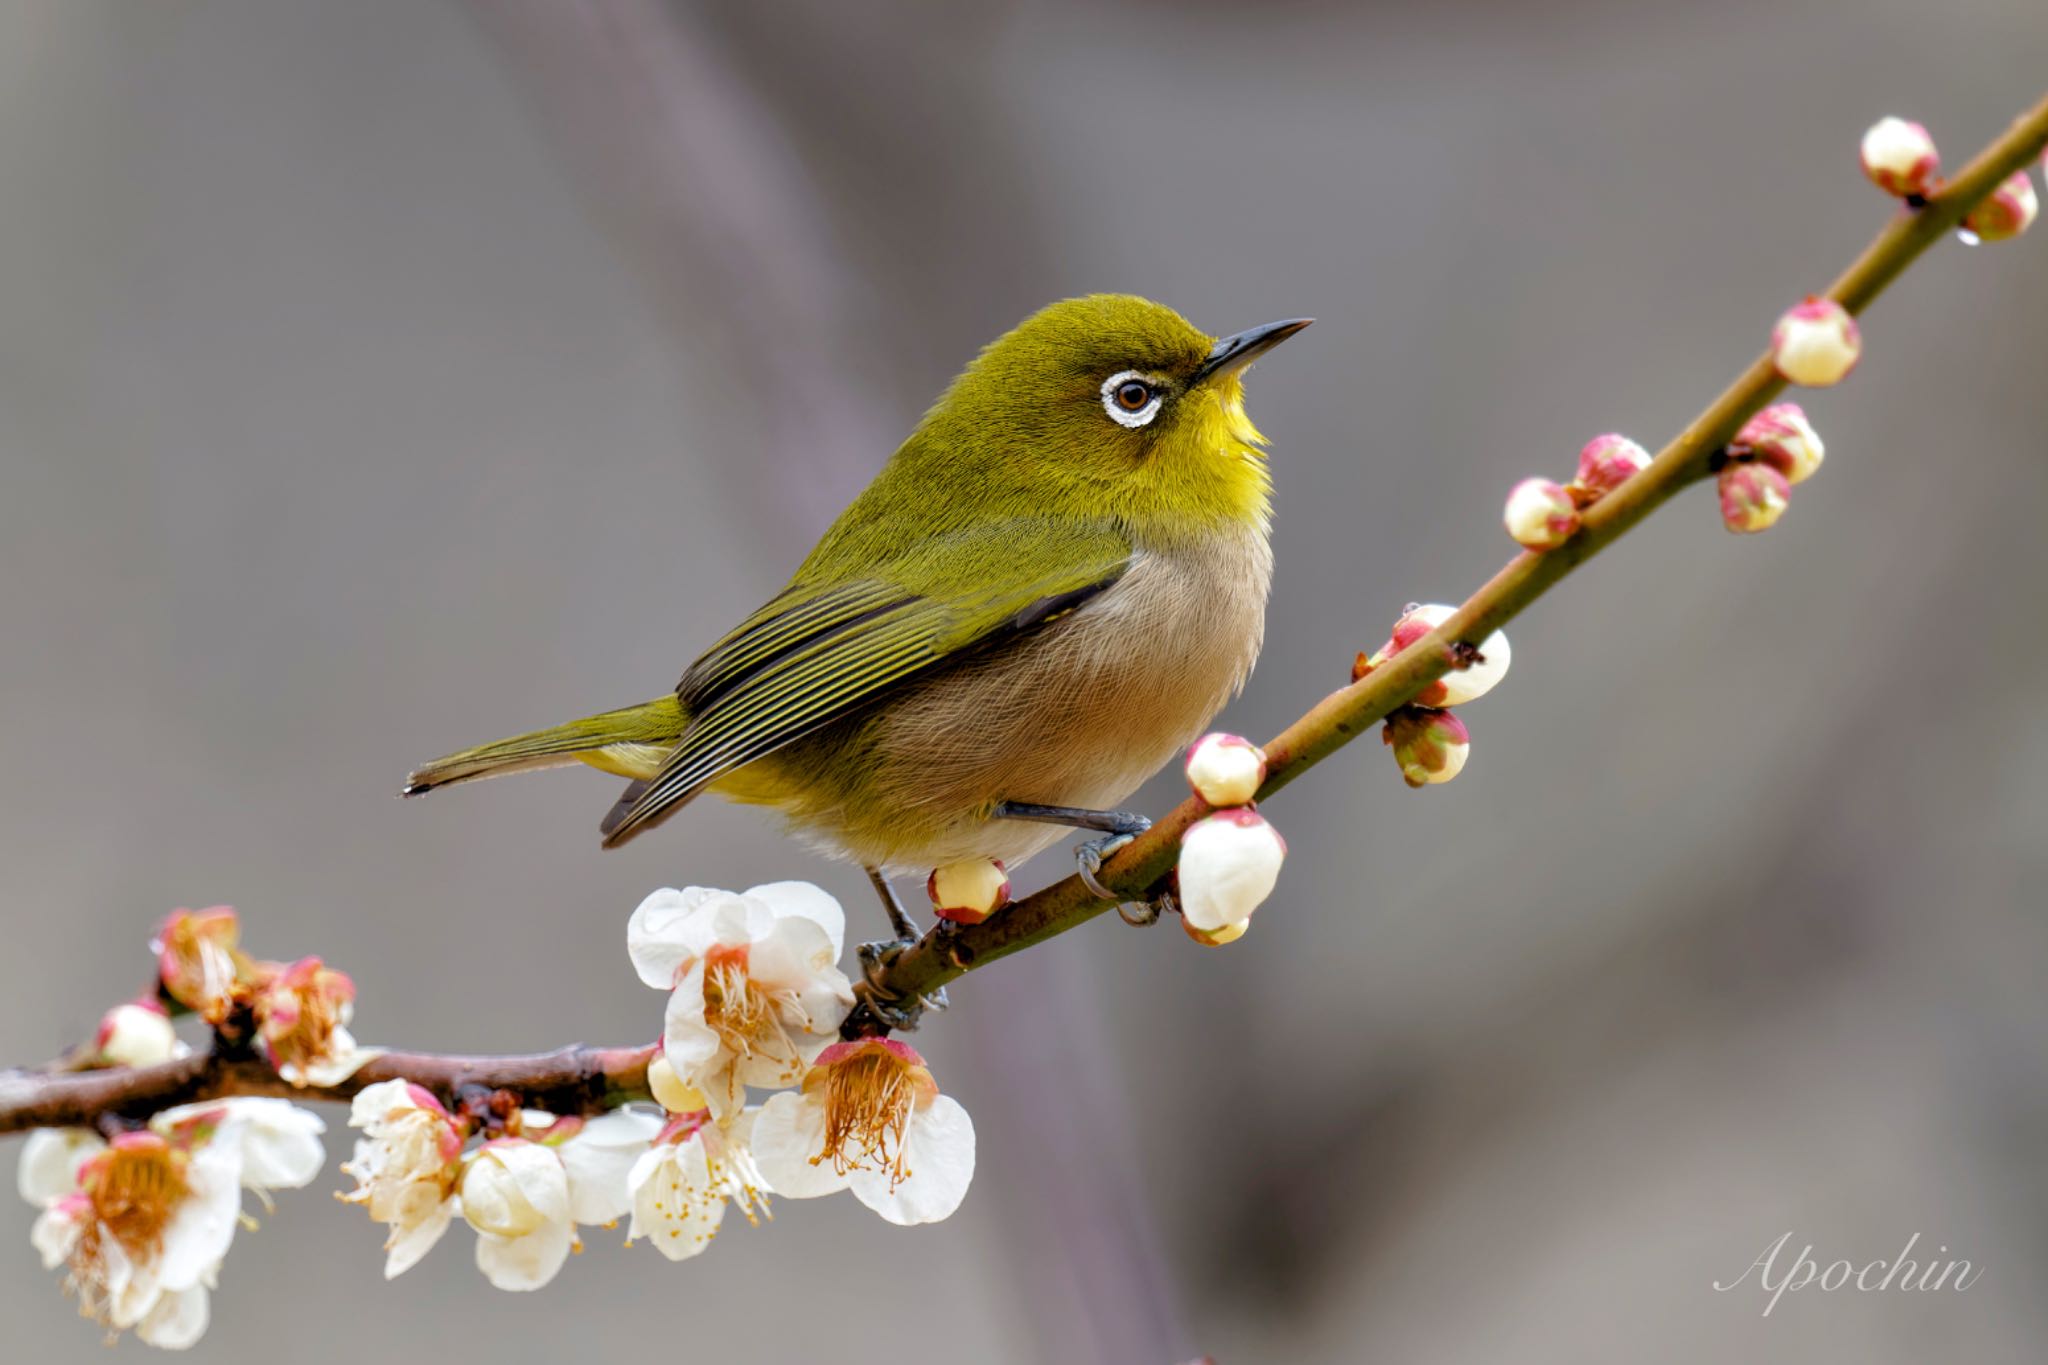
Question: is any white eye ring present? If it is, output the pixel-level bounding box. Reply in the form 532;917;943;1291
1100;371;1164;428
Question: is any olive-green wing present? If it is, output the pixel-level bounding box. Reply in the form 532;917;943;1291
598;523;1132;846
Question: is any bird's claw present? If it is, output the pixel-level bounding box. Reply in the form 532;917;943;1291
1076;828;1171;927
852;937;946;1032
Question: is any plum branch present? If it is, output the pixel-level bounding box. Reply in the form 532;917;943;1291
1;91;2044;1127
839;87;2048;1034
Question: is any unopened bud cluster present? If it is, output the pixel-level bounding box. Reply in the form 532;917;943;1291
1355;603;1510;790
147;906;371;1086
1863;112;2042;244
1500;434;1652;552
1717;401;1828;534
1174;733;1282;946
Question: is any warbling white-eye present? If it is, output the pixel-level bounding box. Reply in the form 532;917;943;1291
406;295;1308;948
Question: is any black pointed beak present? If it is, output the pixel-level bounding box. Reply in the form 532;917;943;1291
1192;317;1313;386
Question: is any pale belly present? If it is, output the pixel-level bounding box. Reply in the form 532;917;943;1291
719;531;1272;872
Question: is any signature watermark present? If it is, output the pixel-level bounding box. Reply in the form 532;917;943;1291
1714;1231;1982;1316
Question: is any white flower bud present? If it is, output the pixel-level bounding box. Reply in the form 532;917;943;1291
1177;809;1286;932
1736;402;1824;484
927;857;1010;926
1770;297;1861;387
1859;117;1940;198
459;1140;569;1240
1183;732;1267;807
1503;477;1579;550
1377;603;1512;707
646;1051;710;1114
95;1001;181;1068
1962;170;2038;243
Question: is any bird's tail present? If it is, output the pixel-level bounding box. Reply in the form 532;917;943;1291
401;695;685;796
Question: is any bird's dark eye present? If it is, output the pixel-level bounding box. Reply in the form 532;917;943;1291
1114;380;1153;411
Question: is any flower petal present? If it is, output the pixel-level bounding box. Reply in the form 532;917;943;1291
137;1285;210;1350
384;1196;454;1279
474;1222;573;1292
747;1092;850;1200
16;1127;105;1205
210;1098;328;1190
660;960;722;1071
846;1095;975;1226
627;887;727;988
559;1108;665;1226
155;1142;245;1292
30;1202;83;1269
747;880;846;959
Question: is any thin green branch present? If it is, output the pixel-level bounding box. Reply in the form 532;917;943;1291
844;89;2048;1032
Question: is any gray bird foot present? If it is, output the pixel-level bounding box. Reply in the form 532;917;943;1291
1076;830;1176;927
851;937;947;1033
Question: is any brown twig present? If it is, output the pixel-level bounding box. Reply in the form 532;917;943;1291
0;1043;655;1136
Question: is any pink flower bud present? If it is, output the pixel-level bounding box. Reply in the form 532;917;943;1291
1736;402;1825;484
1771;297;1861;387
1184;732;1267;807
1717;462;1791;533
1177;808;1286;931
1571;433;1652;502
1859;116;1940;198
152;906;244;1021
1961;170;2038;243
1370;603;1512;707
1182;915;1250;948
927;857;1010;925
1503;477;1579;550
1382;706;1470;787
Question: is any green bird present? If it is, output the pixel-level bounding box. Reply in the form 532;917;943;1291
405;295;1308;921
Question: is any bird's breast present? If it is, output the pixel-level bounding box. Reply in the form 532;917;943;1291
754;524;1273;870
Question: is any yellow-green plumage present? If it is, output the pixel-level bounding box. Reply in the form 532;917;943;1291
404;295;1305;873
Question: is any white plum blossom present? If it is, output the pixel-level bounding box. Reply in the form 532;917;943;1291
454;1117;660;1293
338;1080;466;1278
460;1138;575;1292
752;1038;975;1226
628;883;856;1118
21;1099;322;1350
626;1108;773;1260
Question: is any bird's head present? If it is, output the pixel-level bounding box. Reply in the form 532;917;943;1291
913;295;1311;544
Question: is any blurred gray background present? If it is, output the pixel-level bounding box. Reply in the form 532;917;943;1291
3;1;2045;1361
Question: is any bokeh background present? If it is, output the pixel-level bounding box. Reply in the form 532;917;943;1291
3;2;2046;1361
